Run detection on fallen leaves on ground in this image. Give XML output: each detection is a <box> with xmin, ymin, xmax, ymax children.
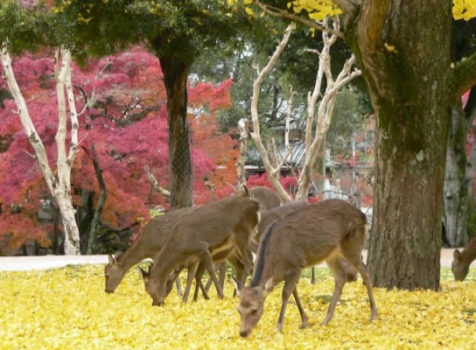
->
<box><xmin>0</xmin><ymin>265</ymin><xmax>475</xmax><ymax>349</ymax></box>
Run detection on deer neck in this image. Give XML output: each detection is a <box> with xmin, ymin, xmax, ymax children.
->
<box><xmin>249</xmin><ymin>221</ymin><xmax>277</xmax><ymax>288</ymax></box>
<box><xmin>116</xmin><ymin>240</ymin><xmax>148</xmax><ymax>270</ymax></box>
<box><xmin>151</xmin><ymin>248</ymin><xmax>182</xmax><ymax>283</ymax></box>
<box><xmin>461</xmin><ymin>236</ymin><xmax>476</xmax><ymax>262</ymax></box>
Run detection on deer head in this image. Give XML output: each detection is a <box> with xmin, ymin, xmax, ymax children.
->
<box><xmin>139</xmin><ymin>266</ymin><xmax>178</xmax><ymax>306</ymax></box>
<box><xmin>452</xmin><ymin>250</ymin><xmax>469</xmax><ymax>281</ymax></box>
<box><xmin>104</xmin><ymin>253</ymin><xmax>124</xmax><ymax>293</ymax></box>
<box><xmin>237</xmin><ymin>286</ymin><xmax>267</xmax><ymax>337</ymax></box>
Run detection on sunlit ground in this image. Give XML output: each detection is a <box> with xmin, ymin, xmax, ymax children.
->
<box><xmin>0</xmin><ymin>265</ymin><xmax>475</xmax><ymax>349</ymax></box>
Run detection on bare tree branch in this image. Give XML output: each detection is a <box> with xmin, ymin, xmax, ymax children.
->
<box><xmin>250</xmin><ymin>23</ymin><xmax>294</xmax><ymax>203</ymax></box>
<box><xmin>237</xmin><ymin>118</ymin><xmax>249</xmax><ymax>188</ymax></box>
<box><xmin>145</xmin><ymin>165</ymin><xmax>171</xmax><ymax>197</ymax></box>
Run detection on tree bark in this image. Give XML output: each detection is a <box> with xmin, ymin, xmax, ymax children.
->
<box><xmin>1</xmin><ymin>45</ymin><xmax>81</xmax><ymax>255</ymax></box>
<box><xmin>87</xmin><ymin>145</ymin><xmax>107</xmax><ymax>254</ymax></box>
<box><xmin>159</xmin><ymin>57</ymin><xmax>193</xmax><ymax>208</ymax></box>
<box><xmin>444</xmin><ymin>108</ymin><xmax>468</xmax><ymax>247</ymax></box>
<box><xmin>336</xmin><ymin>0</ymin><xmax>453</xmax><ymax>290</ymax></box>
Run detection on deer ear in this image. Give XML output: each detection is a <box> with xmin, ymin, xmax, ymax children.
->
<box><xmin>453</xmin><ymin>250</ymin><xmax>461</xmax><ymax>261</ymax></box>
<box><xmin>108</xmin><ymin>254</ymin><xmax>116</xmax><ymax>265</ymax></box>
<box><xmin>138</xmin><ymin>266</ymin><xmax>150</xmax><ymax>280</ymax></box>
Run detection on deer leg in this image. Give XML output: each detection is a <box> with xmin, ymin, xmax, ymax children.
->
<box><xmin>204</xmin><ymin>262</ymin><xmax>225</xmax><ymax>294</ymax></box>
<box><xmin>182</xmin><ymin>262</ymin><xmax>198</xmax><ymax>303</ymax></box>
<box><xmin>293</xmin><ymin>288</ymin><xmax>308</xmax><ymax>329</ymax></box>
<box><xmin>352</xmin><ymin>260</ymin><xmax>378</xmax><ymax>322</ymax></box>
<box><xmin>276</xmin><ymin>271</ymin><xmax>300</xmax><ymax>333</ymax></box>
<box><xmin>218</xmin><ymin>262</ymin><xmax>227</xmax><ymax>291</ymax></box>
<box><xmin>321</xmin><ymin>273</ymin><xmax>345</xmax><ymax>325</ymax></box>
<box><xmin>341</xmin><ymin>228</ymin><xmax>378</xmax><ymax>322</ymax></box>
<box><xmin>311</xmin><ymin>266</ymin><xmax>316</xmax><ymax>284</ymax></box>
<box><xmin>198</xmin><ymin>278</ymin><xmax>210</xmax><ymax>300</ymax></box>
<box><xmin>193</xmin><ymin>263</ymin><xmax>209</xmax><ymax>302</ymax></box>
<box><xmin>197</xmin><ymin>247</ymin><xmax>224</xmax><ymax>299</ymax></box>
<box><xmin>175</xmin><ymin>277</ymin><xmax>183</xmax><ymax>296</ymax></box>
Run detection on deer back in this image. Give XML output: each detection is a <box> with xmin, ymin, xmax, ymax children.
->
<box><xmin>249</xmin><ymin>186</ymin><xmax>281</xmax><ymax>210</ymax></box>
<box><xmin>254</xmin><ymin>200</ymin><xmax>309</xmax><ymax>248</ymax></box>
<box><xmin>137</xmin><ymin>207</ymin><xmax>195</xmax><ymax>254</ymax></box>
<box><xmin>153</xmin><ymin>195</ymin><xmax>259</xmax><ymax>275</ymax></box>
<box><xmin>251</xmin><ymin>199</ymin><xmax>365</xmax><ymax>286</ymax></box>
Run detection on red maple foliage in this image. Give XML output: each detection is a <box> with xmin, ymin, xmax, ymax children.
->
<box><xmin>0</xmin><ymin>47</ymin><xmax>238</xmax><ymax>254</ymax></box>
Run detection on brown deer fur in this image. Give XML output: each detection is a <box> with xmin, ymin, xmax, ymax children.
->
<box><xmin>237</xmin><ymin>199</ymin><xmax>377</xmax><ymax>337</ymax></box>
<box><xmin>104</xmin><ymin>207</ymin><xmax>193</xmax><ymax>293</ymax></box>
<box><xmin>452</xmin><ymin>235</ymin><xmax>476</xmax><ymax>281</ymax></box>
<box><xmin>249</xmin><ymin>186</ymin><xmax>281</xmax><ymax>210</ymax></box>
<box><xmin>142</xmin><ymin>194</ymin><xmax>260</xmax><ymax>306</ymax></box>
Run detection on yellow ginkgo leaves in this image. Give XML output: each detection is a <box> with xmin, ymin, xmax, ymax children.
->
<box><xmin>0</xmin><ymin>265</ymin><xmax>475</xmax><ymax>349</ymax></box>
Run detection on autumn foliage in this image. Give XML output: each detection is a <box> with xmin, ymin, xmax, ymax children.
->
<box><xmin>0</xmin><ymin>265</ymin><xmax>475</xmax><ymax>348</ymax></box>
<box><xmin>0</xmin><ymin>47</ymin><xmax>238</xmax><ymax>254</ymax></box>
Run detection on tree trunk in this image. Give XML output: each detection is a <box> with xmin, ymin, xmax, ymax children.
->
<box><xmin>87</xmin><ymin>145</ymin><xmax>107</xmax><ymax>254</ymax></box>
<box><xmin>57</xmin><ymin>196</ymin><xmax>81</xmax><ymax>255</ymax></box>
<box><xmin>339</xmin><ymin>0</ymin><xmax>452</xmax><ymax>290</ymax></box>
<box><xmin>444</xmin><ymin>108</ymin><xmax>469</xmax><ymax>247</ymax></box>
<box><xmin>159</xmin><ymin>57</ymin><xmax>193</xmax><ymax>208</ymax></box>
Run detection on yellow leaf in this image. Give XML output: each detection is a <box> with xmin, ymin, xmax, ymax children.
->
<box><xmin>245</xmin><ymin>7</ymin><xmax>255</xmax><ymax>16</ymax></box>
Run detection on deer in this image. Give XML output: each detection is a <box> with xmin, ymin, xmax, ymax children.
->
<box><xmin>250</xmin><ymin>200</ymin><xmax>309</xmax><ymax>252</ymax></box>
<box><xmin>237</xmin><ymin>199</ymin><xmax>378</xmax><ymax>337</ymax></box>
<box><xmin>249</xmin><ymin>199</ymin><xmax>358</xmax><ymax>283</ymax></box>
<box><xmin>452</xmin><ymin>235</ymin><xmax>476</xmax><ymax>281</ymax></box>
<box><xmin>248</xmin><ymin>186</ymin><xmax>281</xmax><ymax>210</ymax></box>
<box><xmin>141</xmin><ymin>193</ymin><xmax>260</xmax><ymax>306</ymax></box>
<box><xmin>105</xmin><ymin>205</ymin><xmax>246</xmax><ymax>301</ymax></box>
<box><xmin>104</xmin><ymin>206</ymin><xmax>194</xmax><ymax>293</ymax></box>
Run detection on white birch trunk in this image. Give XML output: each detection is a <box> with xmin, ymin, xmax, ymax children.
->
<box><xmin>1</xmin><ymin>43</ymin><xmax>81</xmax><ymax>255</ymax></box>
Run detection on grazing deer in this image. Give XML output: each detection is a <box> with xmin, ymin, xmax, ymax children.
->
<box><xmin>142</xmin><ymin>194</ymin><xmax>260</xmax><ymax>306</ymax></box>
<box><xmin>452</xmin><ymin>235</ymin><xmax>476</xmax><ymax>281</ymax></box>
<box><xmin>250</xmin><ymin>200</ymin><xmax>358</xmax><ymax>283</ymax></box>
<box><xmin>104</xmin><ymin>207</ymin><xmax>194</xmax><ymax>293</ymax></box>
<box><xmin>249</xmin><ymin>186</ymin><xmax>281</xmax><ymax>210</ymax></box>
<box><xmin>237</xmin><ymin>199</ymin><xmax>378</xmax><ymax>337</ymax></box>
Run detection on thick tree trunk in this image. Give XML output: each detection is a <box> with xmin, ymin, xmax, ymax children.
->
<box><xmin>159</xmin><ymin>58</ymin><xmax>193</xmax><ymax>208</ymax></box>
<box><xmin>339</xmin><ymin>0</ymin><xmax>452</xmax><ymax>290</ymax></box>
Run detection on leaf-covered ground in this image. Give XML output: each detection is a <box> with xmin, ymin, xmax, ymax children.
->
<box><xmin>0</xmin><ymin>265</ymin><xmax>475</xmax><ymax>349</ymax></box>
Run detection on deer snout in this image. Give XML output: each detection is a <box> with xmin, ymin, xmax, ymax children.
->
<box><xmin>152</xmin><ymin>300</ymin><xmax>164</xmax><ymax>307</ymax></box>
<box><xmin>239</xmin><ymin>330</ymin><xmax>250</xmax><ymax>338</ymax></box>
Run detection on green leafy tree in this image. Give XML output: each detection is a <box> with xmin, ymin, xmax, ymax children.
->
<box><xmin>50</xmin><ymin>0</ymin><xmax>251</xmax><ymax>208</ymax></box>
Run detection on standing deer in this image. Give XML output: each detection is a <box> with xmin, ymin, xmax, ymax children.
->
<box><xmin>237</xmin><ymin>199</ymin><xmax>378</xmax><ymax>337</ymax></box>
<box><xmin>452</xmin><ymin>235</ymin><xmax>476</xmax><ymax>281</ymax></box>
<box><xmin>142</xmin><ymin>194</ymin><xmax>260</xmax><ymax>306</ymax></box>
